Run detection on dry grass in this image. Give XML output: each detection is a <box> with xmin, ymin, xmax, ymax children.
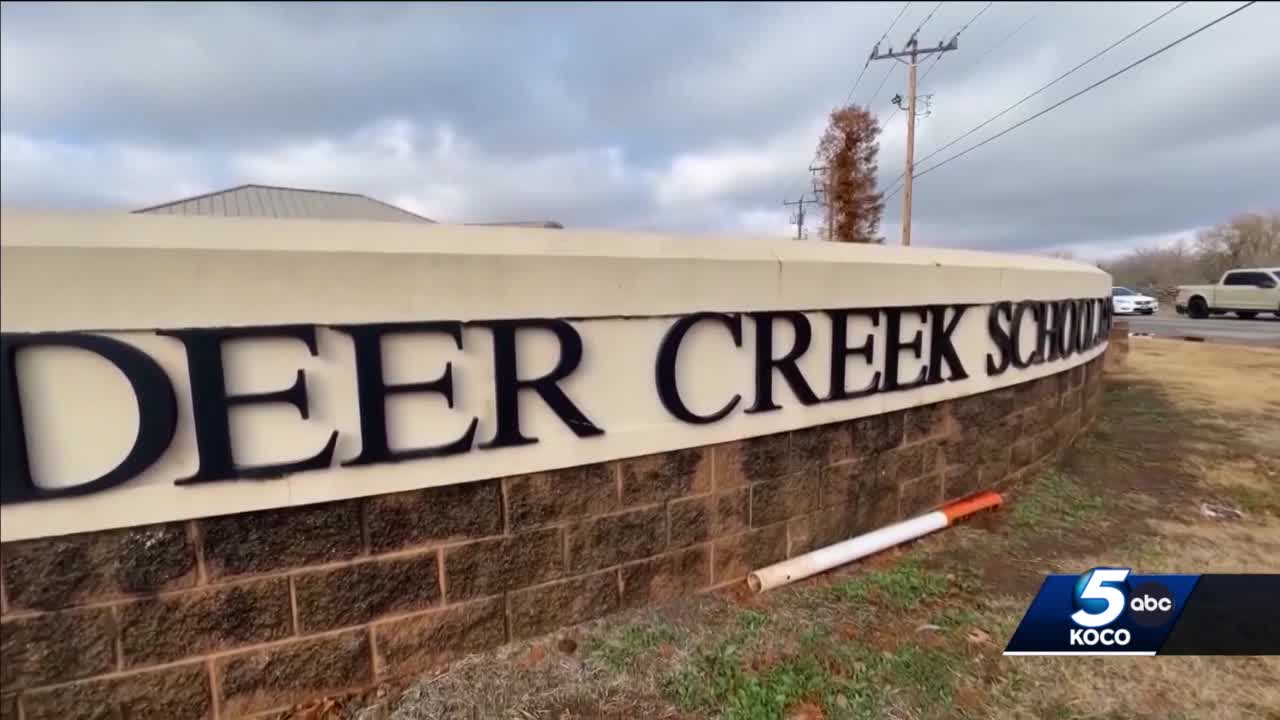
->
<box><xmin>1126</xmin><ymin>338</ymin><xmax>1280</xmax><ymax>416</ymax></box>
<box><xmin>977</xmin><ymin>340</ymin><xmax>1280</xmax><ymax>720</ymax></box>
<box><xmin>993</xmin><ymin>654</ymin><xmax>1280</xmax><ymax>720</ymax></box>
<box><xmin>999</xmin><ymin>511</ymin><xmax>1280</xmax><ymax>720</ymax></box>
<box><xmin>355</xmin><ymin>340</ymin><xmax>1280</xmax><ymax>720</ymax></box>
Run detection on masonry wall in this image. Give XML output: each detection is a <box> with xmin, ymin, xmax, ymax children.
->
<box><xmin>0</xmin><ymin>355</ymin><xmax>1105</xmax><ymax>720</ymax></box>
<box><xmin>1</xmin><ymin>211</ymin><xmax>1114</xmax><ymax>544</ymax></box>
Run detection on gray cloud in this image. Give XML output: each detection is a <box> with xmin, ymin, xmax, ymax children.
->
<box><xmin>3</xmin><ymin>1</ymin><xmax>1278</xmax><ymax>256</ymax></box>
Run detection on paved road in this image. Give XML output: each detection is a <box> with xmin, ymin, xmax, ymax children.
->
<box><xmin>1123</xmin><ymin>313</ymin><xmax>1280</xmax><ymax>344</ymax></box>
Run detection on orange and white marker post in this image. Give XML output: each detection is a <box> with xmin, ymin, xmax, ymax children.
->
<box><xmin>748</xmin><ymin>492</ymin><xmax>1004</xmax><ymax>593</ymax></box>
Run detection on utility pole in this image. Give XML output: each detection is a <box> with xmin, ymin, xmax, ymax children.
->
<box><xmin>871</xmin><ymin>33</ymin><xmax>957</xmax><ymax>246</ymax></box>
<box><xmin>808</xmin><ymin>163</ymin><xmax>832</xmax><ymax>240</ymax></box>
<box><xmin>783</xmin><ymin>195</ymin><xmax>816</xmax><ymax>240</ymax></box>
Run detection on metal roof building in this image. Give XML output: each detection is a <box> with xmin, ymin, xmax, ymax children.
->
<box><xmin>134</xmin><ymin>184</ymin><xmax>565</xmax><ymax>229</ymax></box>
<box><xmin>133</xmin><ymin>184</ymin><xmax>436</xmax><ymax>223</ymax></box>
<box><xmin>464</xmin><ymin>220</ymin><xmax>565</xmax><ymax>229</ymax></box>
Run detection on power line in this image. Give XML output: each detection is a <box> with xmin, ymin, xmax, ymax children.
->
<box><xmin>969</xmin><ymin>7</ymin><xmax>1045</xmax><ymax>72</ymax></box>
<box><xmin>901</xmin><ymin>2</ymin><xmax>995</xmax><ymax>117</ymax></box>
<box><xmin>791</xmin><ymin>3</ymin><xmax>911</xmax><ymax>200</ymax></box>
<box><xmin>913</xmin><ymin>0</ymin><xmax>1188</xmax><ymax>169</ymax></box>
<box><xmin>953</xmin><ymin>0</ymin><xmax>993</xmax><ymax>37</ymax></box>
<box><xmin>882</xmin><ymin>2</ymin><xmax>995</xmax><ymax>151</ymax></box>
<box><xmin>910</xmin><ymin>1</ymin><xmax>946</xmax><ymax>39</ymax></box>
<box><xmin>883</xmin><ymin>1</ymin><xmax>1255</xmax><ymax>203</ymax></box>
<box><xmin>884</xmin><ymin>0</ymin><xmax>1178</xmax><ymax>197</ymax></box>
<box><xmin>872</xmin><ymin>31</ymin><xmax>959</xmax><ymax>246</ymax></box>
<box><xmin>784</xmin><ymin>195</ymin><xmax>819</xmax><ymax>240</ymax></box>
<box><xmin>906</xmin><ymin>3</ymin><xmax>1044</xmax><ymax>138</ymax></box>
<box><xmin>868</xmin><ymin>1</ymin><xmax>945</xmax><ymax>107</ymax></box>
<box><xmin>867</xmin><ymin>64</ymin><xmax>898</xmax><ymax>107</ymax></box>
<box><xmin>919</xmin><ymin>53</ymin><xmax>944</xmax><ymax>83</ymax></box>
<box><xmin>920</xmin><ymin>0</ymin><xmax>992</xmax><ymax>83</ymax></box>
<box><xmin>842</xmin><ymin>1</ymin><xmax>912</xmax><ymax>107</ymax></box>
<box><xmin>912</xmin><ymin>1</ymin><xmax>1255</xmax><ymax>182</ymax></box>
<box><xmin>791</xmin><ymin>1</ymin><xmax>914</xmax><ymax>231</ymax></box>
<box><xmin>883</xmin><ymin>182</ymin><xmax>903</xmax><ymax>203</ymax></box>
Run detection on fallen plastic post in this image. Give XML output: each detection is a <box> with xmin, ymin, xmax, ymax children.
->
<box><xmin>747</xmin><ymin>491</ymin><xmax>1003</xmax><ymax>593</ymax></box>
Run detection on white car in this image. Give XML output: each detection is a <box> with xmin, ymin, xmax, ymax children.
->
<box><xmin>1111</xmin><ymin>287</ymin><xmax>1158</xmax><ymax>315</ymax></box>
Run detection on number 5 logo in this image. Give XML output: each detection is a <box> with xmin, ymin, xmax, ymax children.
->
<box><xmin>1071</xmin><ymin>568</ymin><xmax>1130</xmax><ymax>628</ymax></box>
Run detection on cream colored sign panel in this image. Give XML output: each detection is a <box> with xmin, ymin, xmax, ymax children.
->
<box><xmin>0</xmin><ymin>212</ymin><xmax>1111</xmax><ymax>541</ymax></box>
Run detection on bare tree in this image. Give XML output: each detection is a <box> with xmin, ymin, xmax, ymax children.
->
<box><xmin>815</xmin><ymin>105</ymin><xmax>883</xmax><ymax>243</ymax></box>
<box><xmin>1194</xmin><ymin>212</ymin><xmax>1280</xmax><ymax>280</ymax></box>
<box><xmin>1103</xmin><ymin>241</ymin><xmax>1199</xmax><ymax>289</ymax></box>
<box><xmin>1099</xmin><ymin>211</ymin><xmax>1280</xmax><ymax>300</ymax></box>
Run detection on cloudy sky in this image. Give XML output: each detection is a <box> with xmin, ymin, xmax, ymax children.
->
<box><xmin>2</xmin><ymin>1</ymin><xmax>1277</xmax><ymax>257</ymax></box>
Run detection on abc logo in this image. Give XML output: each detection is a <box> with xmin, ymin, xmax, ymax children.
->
<box><xmin>1131</xmin><ymin>594</ymin><xmax>1172</xmax><ymax>612</ymax></box>
<box><xmin>1127</xmin><ymin>581</ymin><xmax>1175</xmax><ymax>628</ymax></box>
<box><xmin>1068</xmin><ymin>569</ymin><xmax>1175</xmax><ymax>646</ymax></box>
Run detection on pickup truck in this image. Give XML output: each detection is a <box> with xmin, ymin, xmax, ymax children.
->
<box><xmin>1176</xmin><ymin>268</ymin><xmax>1280</xmax><ymax>319</ymax></box>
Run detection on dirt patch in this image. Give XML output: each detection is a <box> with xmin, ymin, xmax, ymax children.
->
<box><xmin>783</xmin><ymin>700</ymin><xmax>825</xmax><ymax>720</ymax></box>
<box><xmin>716</xmin><ymin>581</ymin><xmax>770</xmax><ymax>609</ymax></box>
<box><xmin>515</xmin><ymin>643</ymin><xmax>548</xmax><ymax>671</ymax></box>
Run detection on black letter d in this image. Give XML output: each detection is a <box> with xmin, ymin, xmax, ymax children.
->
<box><xmin>1</xmin><ymin>333</ymin><xmax>177</xmax><ymax>504</ymax></box>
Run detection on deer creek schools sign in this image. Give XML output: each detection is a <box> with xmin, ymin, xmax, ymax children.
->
<box><xmin>1</xmin><ymin>298</ymin><xmax>1110</xmax><ymax>508</ymax></box>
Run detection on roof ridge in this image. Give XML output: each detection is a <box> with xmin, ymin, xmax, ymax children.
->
<box><xmin>132</xmin><ymin>184</ymin><xmax>254</xmax><ymax>213</ymax></box>
<box><xmin>465</xmin><ymin>220</ymin><xmax>564</xmax><ymax>229</ymax></box>
<box><xmin>239</xmin><ymin>183</ymin><xmax>367</xmax><ymax>198</ymax></box>
<box><xmin>133</xmin><ymin>184</ymin><xmax>434</xmax><ymax>222</ymax></box>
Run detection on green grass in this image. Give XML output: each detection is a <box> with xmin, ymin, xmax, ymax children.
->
<box><xmin>737</xmin><ymin>609</ymin><xmax>770</xmax><ymax>634</ymax></box>
<box><xmin>666</xmin><ymin>633</ymin><xmax>960</xmax><ymax>720</ymax></box>
<box><xmin>1009</xmin><ymin>470</ymin><xmax>1104</xmax><ymax>533</ymax></box>
<box><xmin>720</xmin><ymin>656</ymin><xmax>829</xmax><ymax>720</ymax></box>
<box><xmin>829</xmin><ymin>559</ymin><xmax>949</xmax><ymax>609</ymax></box>
<box><xmin>667</xmin><ymin>642</ymin><xmax>748</xmax><ymax>713</ymax></box>
<box><xmin>929</xmin><ymin>607</ymin><xmax>981</xmax><ymax>630</ymax></box>
<box><xmin>660</xmin><ymin>474</ymin><xmax>1109</xmax><ymax>719</ymax></box>
<box><xmin>872</xmin><ymin>646</ymin><xmax>956</xmax><ymax>708</ymax></box>
<box><xmin>664</xmin><ymin>593</ymin><xmax>962</xmax><ymax>720</ymax></box>
<box><xmin>584</xmin><ymin>622</ymin><xmax>680</xmax><ymax>672</ymax></box>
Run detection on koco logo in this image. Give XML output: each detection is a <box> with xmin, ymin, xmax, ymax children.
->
<box><xmin>1067</xmin><ymin>568</ymin><xmax>1176</xmax><ymax>646</ymax></box>
<box><xmin>1069</xmin><ymin>627</ymin><xmax>1131</xmax><ymax>646</ymax></box>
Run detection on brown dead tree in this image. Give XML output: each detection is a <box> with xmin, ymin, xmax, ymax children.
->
<box><xmin>815</xmin><ymin>105</ymin><xmax>884</xmax><ymax>243</ymax></box>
